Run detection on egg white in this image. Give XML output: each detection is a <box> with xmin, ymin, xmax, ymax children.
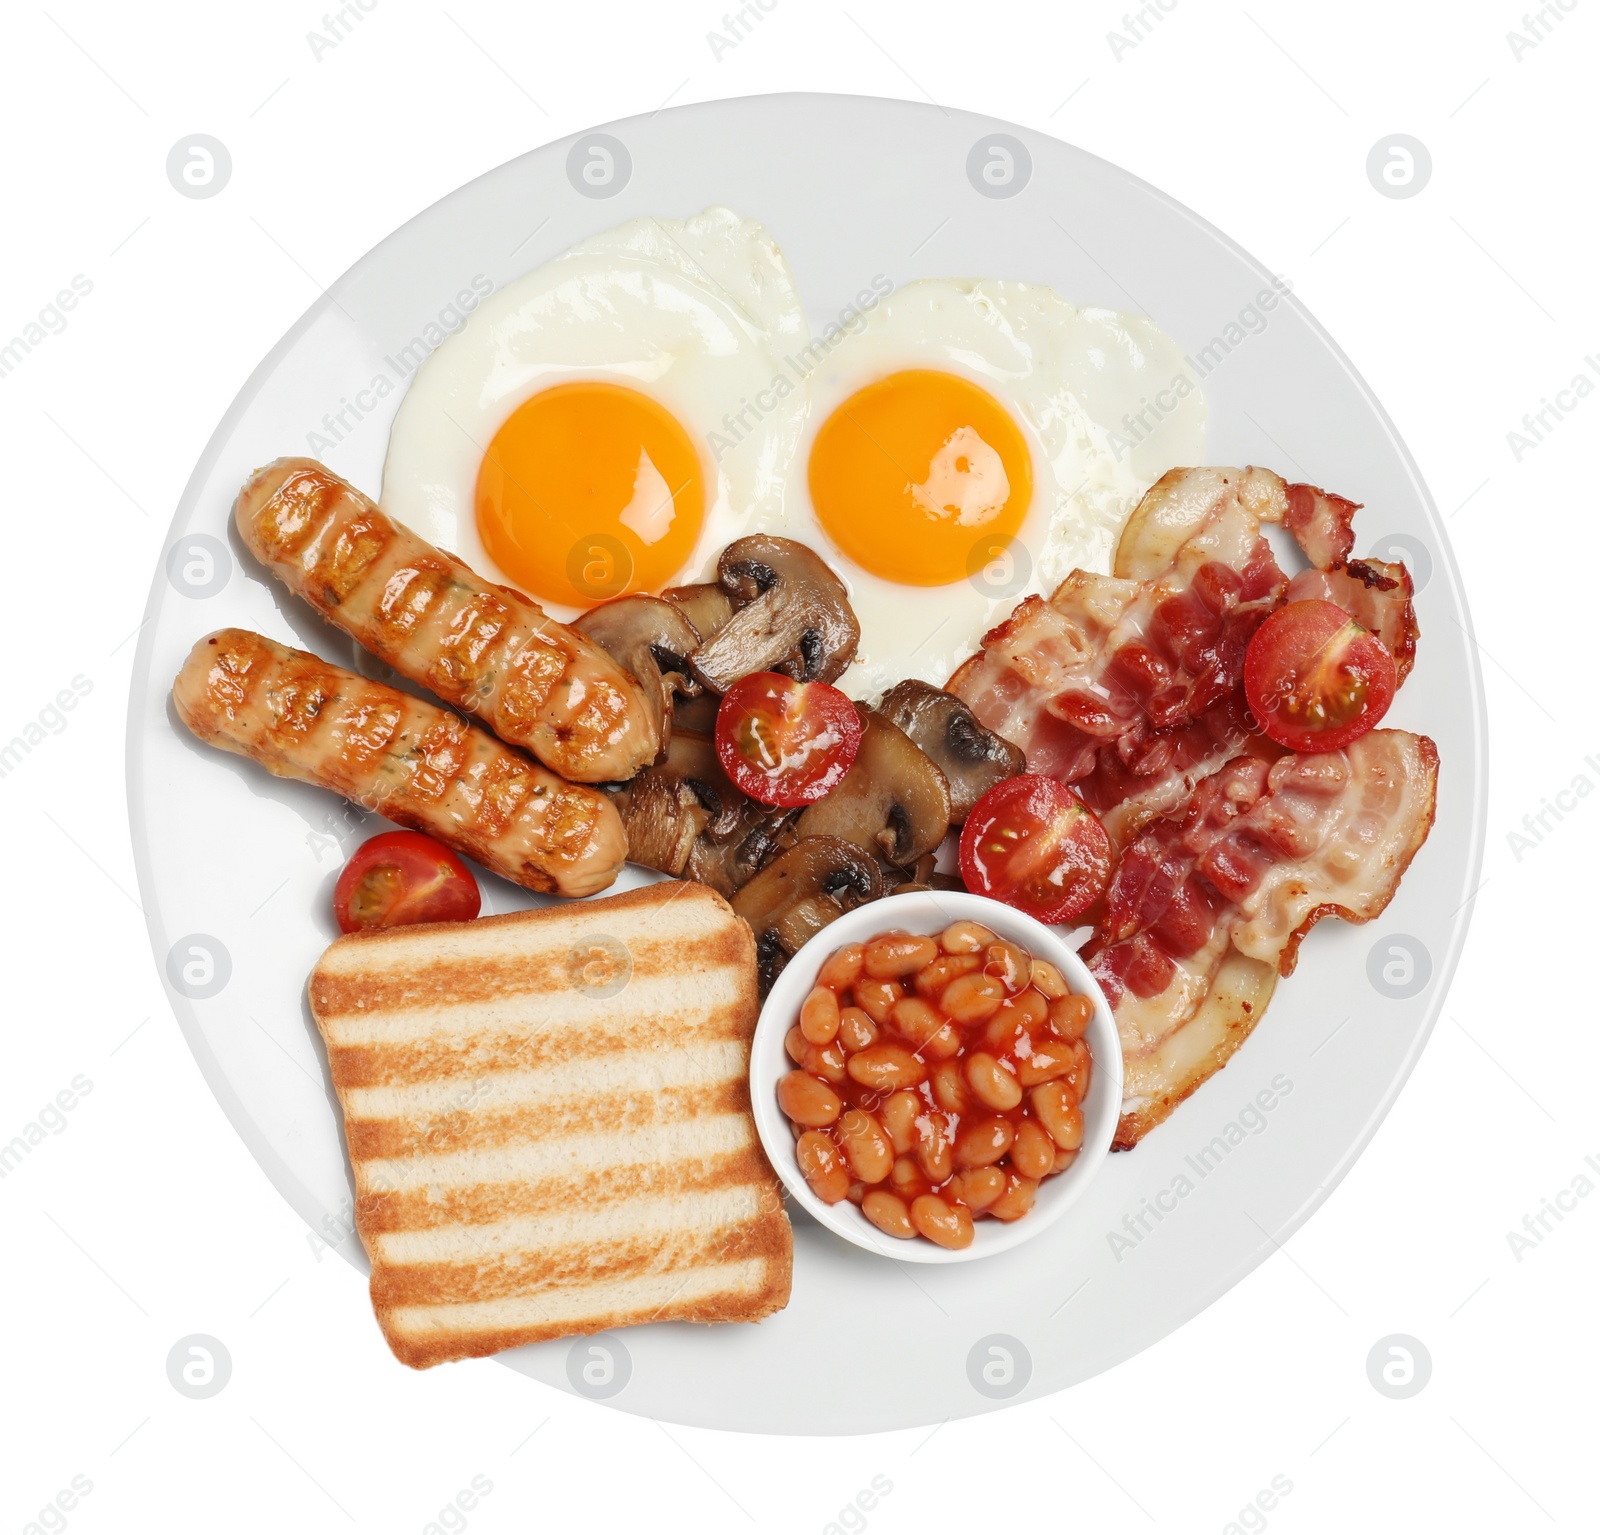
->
<box><xmin>759</xmin><ymin>278</ymin><xmax>1208</xmax><ymax>700</ymax></box>
<box><xmin>379</xmin><ymin>207</ymin><xmax>810</xmax><ymax>621</ymax></box>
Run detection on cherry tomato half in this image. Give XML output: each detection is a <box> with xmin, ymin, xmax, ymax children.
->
<box><xmin>714</xmin><ymin>672</ymin><xmax>862</xmax><ymax>807</ymax></box>
<box><xmin>959</xmin><ymin>774</ymin><xmax>1114</xmax><ymax>925</ymax></box>
<box><xmin>1243</xmin><ymin>598</ymin><xmax>1397</xmax><ymax>753</ymax></box>
<box><xmin>333</xmin><ymin>830</ymin><xmax>481</xmax><ymax>934</ymax></box>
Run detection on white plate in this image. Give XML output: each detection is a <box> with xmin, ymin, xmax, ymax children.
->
<box><xmin>127</xmin><ymin>93</ymin><xmax>1486</xmax><ymax>1433</ymax></box>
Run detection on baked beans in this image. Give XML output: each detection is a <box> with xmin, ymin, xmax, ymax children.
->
<box><xmin>836</xmin><ymin>1006</ymin><xmax>878</xmax><ymax>1052</ymax></box>
<box><xmin>800</xmin><ymin>986</ymin><xmax>841</xmax><ymax>1045</ymax></box>
<box><xmin>863</xmin><ymin>932</ymin><xmax>939</xmax><ymax>978</ymax></box>
<box><xmin>781</xmin><ymin>924</ymin><xmax>1096</xmax><ymax>1248</ymax></box>
<box><xmin>862</xmin><ymin>1189</ymin><xmax>916</xmax><ymax>1238</ymax></box>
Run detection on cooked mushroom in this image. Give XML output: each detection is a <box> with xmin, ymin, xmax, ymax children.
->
<box><xmin>770</xmin><ymin>894</ymin><xmax>849</xmax><ymax>956</ymax></box>
<box><xmin>687</xmin><ymin>800</ymin><xmax>796</xmax><ymax>896</ymax></box>
<box><xmin>662</xmin><ymin>582</ymin><xmax>736</xmax><ymax>648</ymax></box>
<box><xmin>604</xmin><ymin>722</ymin><xmax>799</xmax><ymax>892</ymax></box>
<box><xmin>609</xmin><ymin>771</ymin><xmax>710</xmax><ymax>877</ymax></box>
<box><xmin>878</xmin><ymin>850</ymin><xmax>963</xmax><ymax>897</ymax></box>
<box><xmin>731</xmin><ymin>836</ymin><xmax>883</xmax><ymax>992</ymax></box>
<box><xmin>795</xmin><ymin>707</ymin><xmax>951</xmax><ymax>866</ymax></box>
<box><xmin>613</xmin><ymin>731</ymin><xmax>793</xmax><ymax>888</ymax></box>
<box><xmin>901</xmin><ymin>851</ymin><xmax>941</xmax><ymax>887</ymax></box>
<box><xmin>877</xmin><ymin>679</ymin><xmax>1025</xmax><ymax>822</ymax></box>
<box><xmin>888</xmin><ymin>872</ymin><xmax>964</xmax><ymax>896</ymax></box>
<box><xmin>672</xmin><ymin>691</ymin><xmax>721</xmax><ymax>737</ymax></box>
<box><xmin>573</xmin><ymin>595</ymin><xmax>701</xmax><ymax>753</ymax></box>
<box><xmin>688</xmin><ymin>536</ymin><xmax>860</xmax><ymax>693</ymax></box>
<box><xmin>654</xmin><ymin>729</ymin><xmax>740</xmax><ymax>837</ymax></box>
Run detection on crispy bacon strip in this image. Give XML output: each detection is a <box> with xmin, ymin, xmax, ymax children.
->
<box><xmin>1281</xmin><ymin>481</ymin><xmax>1358</xmax><ymax>571</ymax></box>
<box><xmin>943</xmin><ymin>582</ymin><xmax>1273</xmax><ymax>846</ymax></box>
<box><xmin>1112</xmin><ymin>465</ymin><xmax>1355</xmax><ymax>579</ymax></box>
<box><xmin>948</xmin><ymin>467</ymin><xmax>1415</xmax><ymax>846</ymax></box>
<box><xmin>950</xmin><ymin>467</ymin><xmax>1287</xmax><ymax>845</ymax></box>
<box><xmin>1090</xmin><ymin>730</ymin><xmax>1439</xmax><ymax>1147</ymax></box>
<box><xmin>949</xmin><ymin>466</ymin><xmax>1431</xmax><ymax>1148</ymax></box>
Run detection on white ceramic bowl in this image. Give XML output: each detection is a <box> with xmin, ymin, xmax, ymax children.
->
<box><xmin>749</xmin><ymin>890</ymin><xmax>1122</xmax><ymax>1264</ymax></box>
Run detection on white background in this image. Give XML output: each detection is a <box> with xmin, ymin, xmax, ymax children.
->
<box><xmin>1</xmin><ymin>1</ymin><xmax>1592</xmax><ymax>1530</ymax></box>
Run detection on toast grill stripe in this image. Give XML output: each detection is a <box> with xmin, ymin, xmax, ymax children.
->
<box><xmin>373</xmin><ymin>1186</ymin><xmax>767</xmax><ymax>1264</ymax></box>
<box><xmin>324</xmin><ymin>1012</ymin><xmax>750</xmax><ymax>1089</ymax></box>
<box><xmin>342</xmin><ymin>1040</ymin><xmax>750</xmax><ymax>1119</ymax></box>
<box><xmin>345</xmin><ymin>1080</ymin><xmax>748</xmax><ymax>1160</ymax></box>
<box><xmin>321</xmin><ymin>993</ymin><xmax>747</xmax><ymax>1059</ymax></box>
<box><xmin>310</xmin><ymin>898</ymin><xmax>732</xmax><ymax>964</ymax></box>
<box><xmin>352</xmin><ymin>1112</ymin><xmax>757</xmax><ymax>1195</ymax></box>
<box><xmin>383</xmin><ymin>1259</ymin><xmax>772</xmax><ymax>1339</ymax></box>
<box><xmin>311</xmin><ymin>928</ymin><xmax>744</xmax><ymax>1011</ymax></box>
<box><xmin>310</xmin><ymin>909</ymin><xmax>724</xmax><ymax>972</ymax></box>
<box><xmin>355</xmin><ymin>1147</ymin><xmax>776</xmax><ymax>1233</ymax></box>
<box><xmin>370</xmin><ymin>1217</ymin><xmax>790</xmax><ymax>1306</ymax></box>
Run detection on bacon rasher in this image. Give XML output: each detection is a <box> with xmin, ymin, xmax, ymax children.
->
<box><xmin>948</xmin><ymin>466</ymin><xmax>1414</xmax><ymax>847</ymax></box>
<box><xmin>946</xmin><ymin>466</ymin><xmax>1435</xmax><ymax>1150</ymax></box>
<box><xmin>1090</xmin><ymin>731</ymin><xmax>1438</xmax><ymax>1147</ymax></box>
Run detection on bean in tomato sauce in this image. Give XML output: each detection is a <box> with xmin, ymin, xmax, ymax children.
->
<box><xmin>781</xmin><ymin>922</ymin><xmax>1094</xmax><ymax>1249</ymax></box>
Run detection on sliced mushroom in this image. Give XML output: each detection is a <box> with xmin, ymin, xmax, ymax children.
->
<box><xmin>795</xmin><ymin>707</ymin><xmax>951</xmax><ymax>867</ymax></box>
<box><xmin>688</xmin><ymin>536</ymin><xmax>860</xmax><ymax>693</ymax></box>
<box><xmin>672</xmin><ymin>691</ymin><xmax>721</xmax><ymax>737</ymax></box>
<box><xmin>662</xmin><ymin>582</ymin><xmax>736</xmax><ymax>648</ymax></box>
<box><xmin>614</xmin><ymin>737</ymin><xmax>793</xmax><ymax>888</ymax></box>
<box><xmin>574</xmin><ymin>596</ymin><xmax>699</xmax><ymax>728</ymax></box>
<box><xmin>771</xmin><ymin>894</ymin><xmax>849</xmax><ymax>956</ymax></box>
<box><xmin>605</xmin><ymin>723</ymin><xmax>799</xmax><ymax>892</ymax></box>
<box><xmin>877</xmin><ymin>679</ymin><xmax>1025</xmax><ymax>823</ymax></box>
<box><xmin>905</xmin><ymin>852</ymin><xmax>942</xmax><ymax>887</ymax></box>
<box><xmin>658</xmin><ymin>727</ymin><xmax>758</xmax><ymax>841</ymax></box>
<box><xmin>892</xmin><ymin>872</ymin><xmax>965</xmax><ymax>896</ymax></box>
<box><xmin>609</xmin><ymin>772</ymin><xmax>710</xmax><ymax>877</ymax></box>
<box><xmin>573</xmin><ymin>596</ymin><xmax>701</xmax><ymax>755</ymax></box>
<box><xmin>731</xmin><ymin>836</ymin><xmax>884</xmax><ymax>992</ymax></box>
<box><xmin>687</xmin><ymin>797</ymin><xmax>797</xmax><ymax>896</ymax></box>
<box><xmin>879</xmin><ymin>850</ymin><xmax>956</xmax><ymax>897</ymax></box>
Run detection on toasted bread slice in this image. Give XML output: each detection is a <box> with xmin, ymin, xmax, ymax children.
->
<box><xmin>307</xmin><ymin>880</ymin><xmax>792</xmax><ymax>1368</ymax></box>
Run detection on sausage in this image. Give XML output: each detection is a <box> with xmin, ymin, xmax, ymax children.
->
<box><xmin>173</xmin><ymin>629</ymin><xmax>626</xmax><ymax>899</ymax></box>
<box><xmin>232</xmin><ymin>458</ymin><xmax>661</xmax><ymax>784</ymax></box>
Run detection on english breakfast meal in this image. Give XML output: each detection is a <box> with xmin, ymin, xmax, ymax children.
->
<box><xmin>172</xmin><ymin>206</ymin><xmax>1438</xmax><ymax>1361</ymax></box>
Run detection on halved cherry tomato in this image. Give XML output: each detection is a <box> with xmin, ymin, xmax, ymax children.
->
<box><xmin>714</xmin><ymin>672</ymin><xmax>862</xmax><ymax>807</ymax></box>
<box><xmin>1244</xmin><ymin>598</ymin><xmax>1397</xmax><ymax>753</ymax></box>
<box><xmin>333</xmin><ymin>830</ymin><xmax>481</xmax><ymax>934</ymax></box>
<box><xmin>959</xmin><ymin>774</ymin><xmax>1113</xmax><ymax>924</ymax></box>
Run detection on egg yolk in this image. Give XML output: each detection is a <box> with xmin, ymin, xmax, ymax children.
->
<box><xmin>475</xmin><ymin>381</ymin><xmax>704</xmax><ymax>607</ymax></box>
<box><xmin>808</xmin><ymin>369</ymin><xmax>1032</xmax><ymax>587</ymax></box>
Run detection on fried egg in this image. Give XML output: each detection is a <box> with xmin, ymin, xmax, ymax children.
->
<box><xmin>380</xmin><ymin>207</ymin><xmax>808</xmax><ymax>617</ymax></box>
<box><xmin>766</xmin><ymin>278</ymin><xmax>1207</xmax><ymax>699</ymax></box>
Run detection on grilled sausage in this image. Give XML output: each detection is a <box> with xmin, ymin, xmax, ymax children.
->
<box><xmin>233</xmin><ymin>458</ymin><xmax>661</xmax><ymax>784</ymax></box>
<box><xmin>173</xmin><ymin>629</ymin><xmax>626</xmax><ymax>899</ymax></box>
